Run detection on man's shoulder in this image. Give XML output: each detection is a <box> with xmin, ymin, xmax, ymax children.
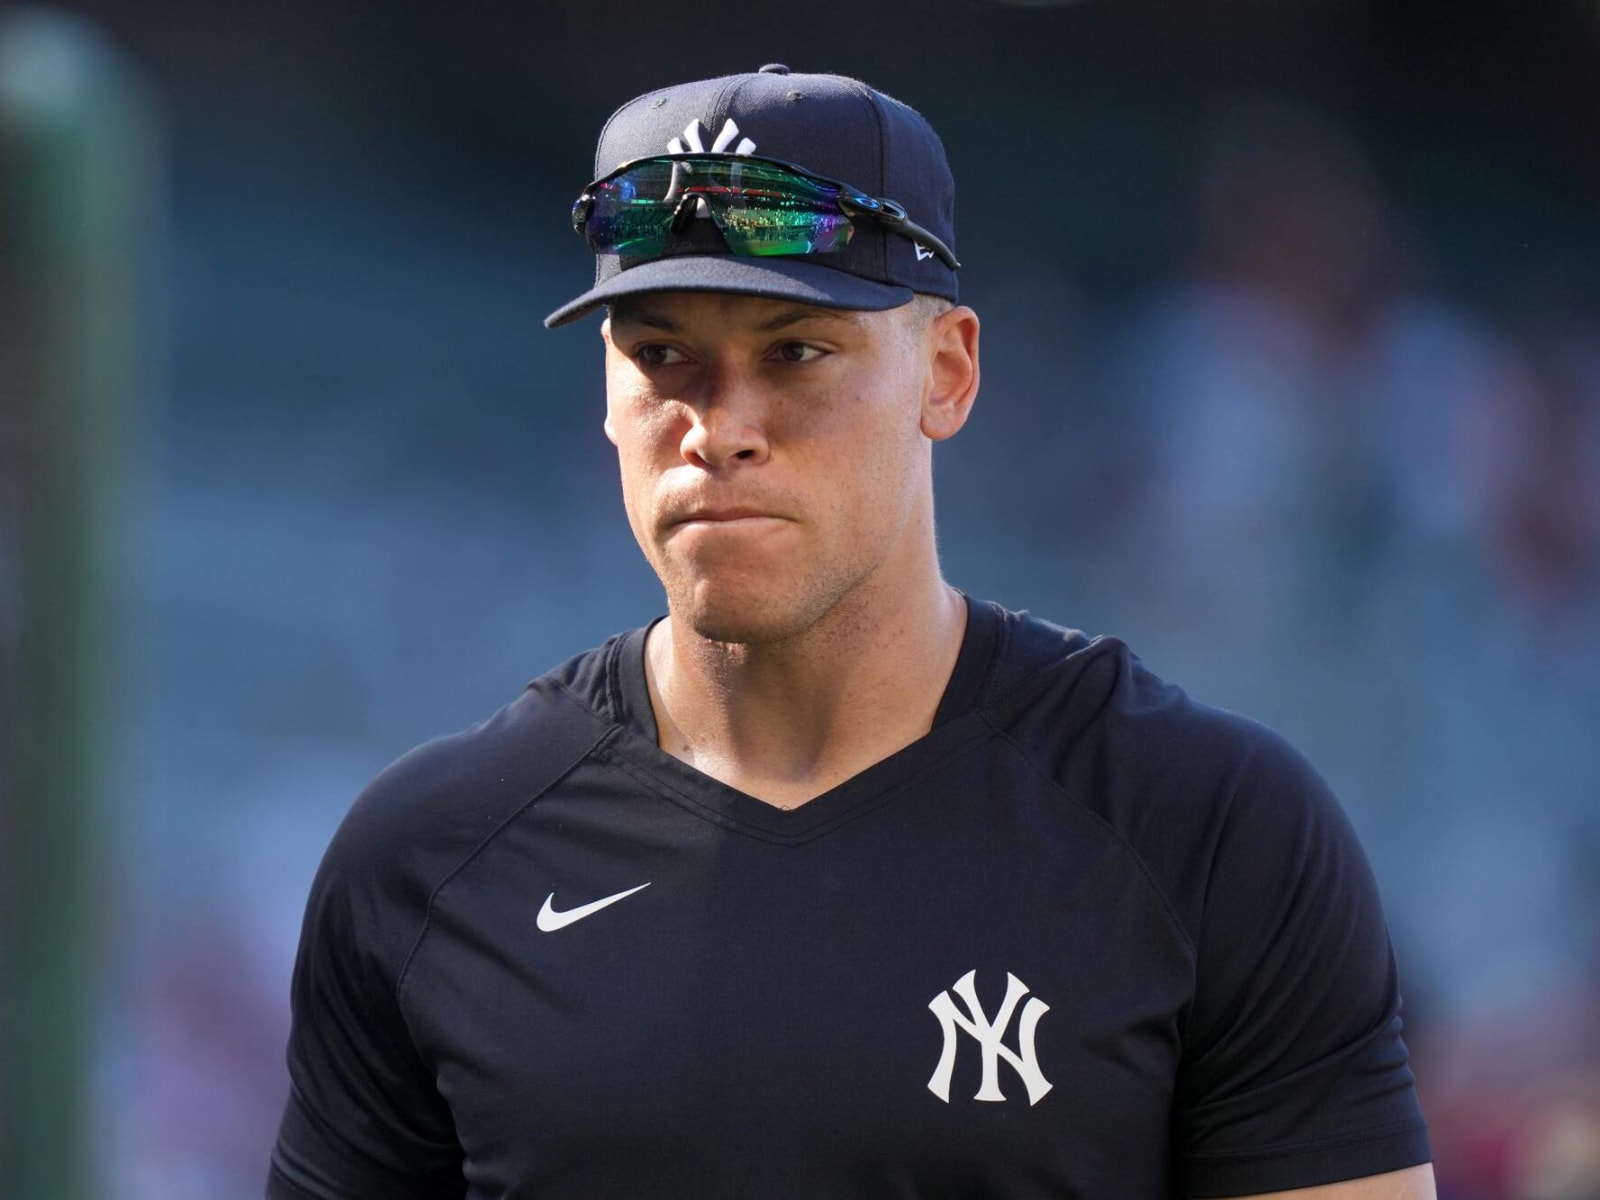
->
<box><xmin>323</xmin><ymin>632</ymin><xmax>634</xmax><ymax>892</ymax></box>
<box><xmin>979</xmin><ymin>603</ymin><xmax>1344</xmax><ymax>925</ymax></box>
<box><xmin>982</xmin><ymin>602</ymin><xmax>1277</xmax><ymax>769</ymax></box>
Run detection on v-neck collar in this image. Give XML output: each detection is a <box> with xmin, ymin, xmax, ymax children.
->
<box><xmin>601</xmin><ymin>594</ymin><xmax>1004</xmax><ymax>844</ymax></box>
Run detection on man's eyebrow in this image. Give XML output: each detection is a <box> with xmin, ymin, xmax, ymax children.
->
<box><xmin>755</xmin><ymin>308</ymin><xmax>861</xmax><ymax>332</ymax></box>
<box><xmin>610</xmin><ymin>308</ymin><xmax>680</xmax><ymax>332</ymax></box>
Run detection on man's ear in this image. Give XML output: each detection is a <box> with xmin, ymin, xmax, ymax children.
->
<box><xmin>920</xmin><ymin>305</ymin><xmax>980</xmax><ymax>442</ymax></box>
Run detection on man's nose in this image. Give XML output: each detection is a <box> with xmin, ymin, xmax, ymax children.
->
<box><xmin>678</xmin><ymin>370</ymin><xmax>771</xmax><ymax>469</ymax></box>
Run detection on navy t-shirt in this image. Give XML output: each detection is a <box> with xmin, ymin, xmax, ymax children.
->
<box><xmin>267</xmin><ymin>598</ymin><xmax>1431</xmax><ymax>1198</ymax></box>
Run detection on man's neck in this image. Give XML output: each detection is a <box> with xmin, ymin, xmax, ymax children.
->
<box><xmin>644</xmin><ymin>577</ymin><xmax>969</xmax><ymax>810</ymax></box>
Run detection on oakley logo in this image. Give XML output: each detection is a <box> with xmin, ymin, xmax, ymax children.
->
<box><xmin>914</xmin><ymin>243</ymin><xmax>936</xmax><ymax>262</ymax></box>
<box><xmin>927</xmin><ymin>970</ymin><xmax>1052</xmax><ymax>1105</ymax></box>
<box><xmin>668</xmin><ymin>118</ymin><xmax>756</xmax><ymax>156</ymax></box>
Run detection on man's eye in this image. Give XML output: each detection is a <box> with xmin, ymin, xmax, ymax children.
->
<box><xmin>775</xmin><ymin>342</ymin><xmax>825</xmax><ymax>363</ymax></box>
<box><xmin>634</xmin><ymin>344</ymin><xmax>688</xmax><ymax>367</ymax></box>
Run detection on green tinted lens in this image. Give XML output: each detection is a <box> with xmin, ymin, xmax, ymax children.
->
<box><xmin>581</xmin><ymin>157</ymin><xmax>856</xmax><ymax>257</ymax></box>
<box><xmin>580</xmin><ymin>159</ymin><xmax>681</xmax><ymax>256</ymax></box>
<box><xmin>701</xmin><ymin>160</ymin><xmax>856</xmax><ymax>255</ymax></box>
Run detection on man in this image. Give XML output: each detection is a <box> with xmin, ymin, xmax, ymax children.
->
<box><xmin>267</xmin><ymin>66</ymin><xmax>1435</xmax><ymax>1199</ymax></box>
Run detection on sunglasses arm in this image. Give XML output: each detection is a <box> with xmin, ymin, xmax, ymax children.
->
<box><xmin>895</xmin><ymin>215</ymin><xmax>961</xmax><ymax>271</ymax></box>
<box><xmin>842</xmin><ymin>196</ymin><xmax>961</xmax><ymax>271</ymax></box>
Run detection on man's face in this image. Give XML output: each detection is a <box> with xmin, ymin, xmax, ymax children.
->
<box><xmin>602</xmin><ymin>291</ymin><xmax>960</xmax><ymax>645</ymax></box>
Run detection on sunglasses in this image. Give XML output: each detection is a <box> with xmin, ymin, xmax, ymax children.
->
<box><xmin>570</xmin><ymin>153</ymin><xmax>960</xmax><ymax>271</ymax></box>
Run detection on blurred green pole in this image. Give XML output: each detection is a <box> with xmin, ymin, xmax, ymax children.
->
<box><xmin>0</xmin><ymin>10</ymin><xmax>160</xmax><ymax>1200</ymax></box>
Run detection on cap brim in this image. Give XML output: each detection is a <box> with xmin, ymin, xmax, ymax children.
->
<box><xmin>543</xmin><ymin>255</ymin><xmax>915</xmax><ymax>328</ymax></box>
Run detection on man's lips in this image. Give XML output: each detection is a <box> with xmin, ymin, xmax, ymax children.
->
<box><xmin>676</xmin><ymin>507</ymin><xmax>779</xmax><ymax>524</ymax></box>
<box><xmin>665</xmin><ymin>504</ymin><xmax>792</xmax><ymax>527</ymax></box>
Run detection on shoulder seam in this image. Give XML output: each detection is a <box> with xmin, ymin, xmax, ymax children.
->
<box><xmin>974</xmin><ymin>599</ymin><xmax>1011</xmax><ymax>707</ymax></box>
<box><xmin>982</xmin><ymin>716</ymin><xmax>1200</xmax><ymax>966</ymax></box>
<box><xmin>554</xmin><ymin>672</ymin><xmax>617</xmax><ymax>726</ymax></box>
<box><xmin>392</xmin><ymin>715</ymin><xmax>615</xmax><ymax>1028</ymax></box>
<box><xmin>984</xmin><ymin>630</ymin><xmax>1115</xmax><ymax>721</ymax></box>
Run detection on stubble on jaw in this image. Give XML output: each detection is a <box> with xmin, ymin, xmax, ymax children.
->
<box><xmin>664</xmin><ymin>461</ymin><xmax>935</xmax><ymax>671</ymax></box>
<box><xmin>662</xmin><ymin>542</ymin><xmax>876</xmax><ymax>652</ymax></box>
<box><xmin>664</xmin><ymin>561</ymin><xmax>910</xmax><ymax>688</ymax></box>
<box><xmin>620</xmin><ymin>293</ymin><xmax>948</xmax><ymax>653</ymax></box>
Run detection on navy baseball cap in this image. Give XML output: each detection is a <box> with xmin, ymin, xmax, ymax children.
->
<box><xmin>544</xmin><ymin>64</ymin><xmax>959</xmax><ymax>328</ymax></box>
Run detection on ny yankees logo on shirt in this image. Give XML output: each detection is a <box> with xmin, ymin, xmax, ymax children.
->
<box><xmin>927</xmin><ymin>970</ymin><xmax>1053</xmax><ymax>1105</ymax></box>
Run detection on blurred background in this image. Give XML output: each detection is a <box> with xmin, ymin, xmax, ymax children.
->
<box><xmin>1</xmin><ymin>0</ymin><xmax>1597</xmax><ymax>1196</ymax></box>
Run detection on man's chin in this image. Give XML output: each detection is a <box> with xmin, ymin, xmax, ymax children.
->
<box><xmin>669</xmin><ymin>579</ymin><xmax>826</xmax><ymax>647</ymax></box>
<box><xmin>678</xmin><ymin>604</ymin><xmax>799</xmax><ymax>648</ymax></box>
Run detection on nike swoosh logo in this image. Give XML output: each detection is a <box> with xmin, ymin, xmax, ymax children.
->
<box><xmin>536</xmin><ymin>882</ymin><xmax>651</xmax><ymax>932</ymax></box>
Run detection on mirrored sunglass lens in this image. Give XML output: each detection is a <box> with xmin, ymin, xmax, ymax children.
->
<box><xmin>582</xmin><ymin>159</ymin><xmax>856</xmax><ymax>256</ymax></box>
<box><xmin>583</xmin><ymin>160</ymin><xmax>682</xmax><ymax>255</ymax></box>
<box><xmin>699</xmin><ymin>160</ymin><xmax>855</xmax><ymax>255</ymax></box>
<box><xmin>715</xmin><ymin>201</ymin><xmax>854</xmax><ymax>256</ymax></box>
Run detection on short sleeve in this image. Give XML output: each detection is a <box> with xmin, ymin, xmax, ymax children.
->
<box><xmin>266</xmin><ymin>799</ymin><xmax>465</xmax><ymax>1200</ymax></box>
<box><xmin>1174</xmin><ymin>730</ymin><xmax>1432</xmax><ymax>1197</ymax></box>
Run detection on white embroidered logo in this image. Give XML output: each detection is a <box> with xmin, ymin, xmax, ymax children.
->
<box><xmin>663</xmin><ymin>120</ymin><xmax>757</xmax><ymax>220</ymax></box>
<box><xmin>927</xmin><ymin>970</ymin><xmax>1053</xmax><ymax>1105</ymax></box>
<box><xmin>667</xmin><ymin>118</ymin><xmax>756</xmax><ymax>156</ymax></box>
<box><xmin>914</xmin><ymin>243</ymin><xmax>935</xmax><ymax>262</ymax></box>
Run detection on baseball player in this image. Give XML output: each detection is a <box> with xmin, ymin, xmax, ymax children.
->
<box><xmin>267</xmin><ymin>66</ymin><xmax>1436</xmax><ymax>1199</ymax></box>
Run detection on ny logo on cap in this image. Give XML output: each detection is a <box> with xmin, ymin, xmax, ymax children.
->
<box><xmin>668</xmin><ymin>118</ymin><xmax>756</xmax><ymax>156</ymax></box>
